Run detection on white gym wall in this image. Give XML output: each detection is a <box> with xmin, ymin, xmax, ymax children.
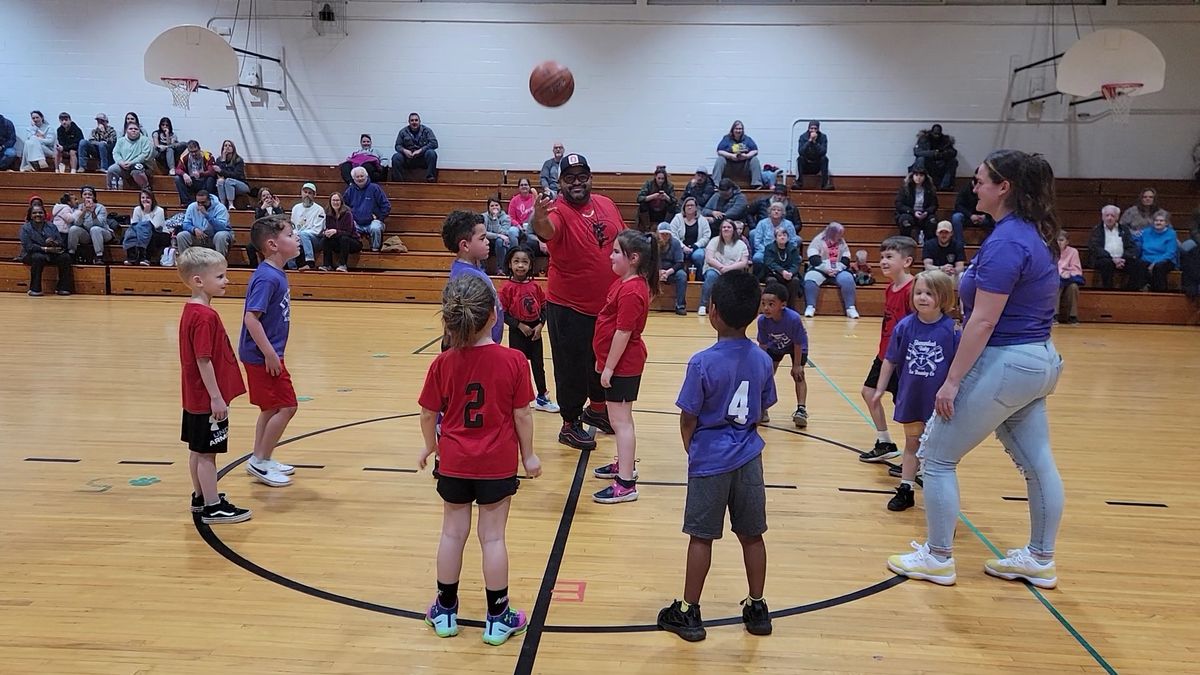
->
<box><xmin>1</xmin><ymin>0</ymin><xmax>1197</xmax><ymax>181</ymax></box>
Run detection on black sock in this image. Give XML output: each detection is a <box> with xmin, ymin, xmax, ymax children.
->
<box><xmin>437</xmin><ymin>580</ymin><xmax>459</xmax><ymax>608</ymax></box>
<box><xmin>615</xmin><ymin>476</ymin><xmax>637</xmax><ymax>489</ymax></box>
<box><xmin>486</xmin><ymin>586</ymin><xmax>509</xmax><ymax>616</ymax></box>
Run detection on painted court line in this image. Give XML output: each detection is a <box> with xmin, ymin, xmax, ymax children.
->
<box><xmin>1105</xmin><ymin>500</ymin><xmax>1167</xmax><ymax>508</ymax></box>
<box><xmin>24</xmin><ymin>457</ymin><xmax>81</xmax><ymax>463</ymax></box>
<box><xmin>807</xmin><ymin>357</ymin><xmax>1117</xmax><ymax>675</ymax></box>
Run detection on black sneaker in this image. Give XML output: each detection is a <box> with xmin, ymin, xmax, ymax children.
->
<box><xmin>580</xmin><ymin>408</ymin><xmax>615</xmax><ymax>435</ymax></box>
<box><xmin>201</xmin><ymin>498</ymin><xmax>253</xmax><ymax>524</ymax></box>
<box><xmin>740</xmin><ymin>598</ymin><xmax>773</xmax><ymax>636</ymax></box>
<box><xmin>887</xmin><ymin>484</ymin><xmax>915</xmax><ymax>512</ymax></box>
<box><xmin>888</xmin><ymin>465</ymin><xmax>902</xmax><ymax>478</ymax></box>
<box><xmin>792</xmin><ymin>405</ymin><xmax>809</xmax><ymax>429</ymax></box>
<box><xmin>859</xmin><ymin>441</ymin><xmax>900</xmax><ymax>463</ymax></box>
<box><xmin>657</xmin><ymin>600</ymin><xmax>705</xmax><ymax>642</ymax></box>
<box><xmin>190</xmin><ymin>491</ymin><xmax>228</xmax><ymax>513</ymax></box>
<box><xmin>558</xmin><ymin>421</ymin><xmax>597</xmax><ymax>451</ymax></box>
<box><xmin>674</xmin><ymin>307</ymin><xmax>687</xmax><ymax>316</ymax></box>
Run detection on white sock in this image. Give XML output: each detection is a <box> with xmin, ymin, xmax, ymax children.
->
<box><xmin>250</xmin><ymin>456</ymin><xmax>268</xmax><ymax>468</ymax></box>
<box><xmin>901</xmin><ymin>479</ymin><xmax>916</xmax><ymax>488</ymax></box>
<box><xmin>876</xmin><ymin>430</ymin><xmax>892</xmax><ymax>443</ymax></box>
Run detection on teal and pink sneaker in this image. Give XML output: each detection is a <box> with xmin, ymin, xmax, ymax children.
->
<box><xmin>482</xmin><ymin>606</ymin><xmax>528</xmax><ymax>646</ymax></box>
<box><xmin>425</xmin><ymin>598</ymin><xmax>459</xmax><ymax>638</ymax></box>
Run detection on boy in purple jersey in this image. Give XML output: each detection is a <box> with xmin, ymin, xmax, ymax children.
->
<box><xmin>441</xmin><ymin>211</ymin><xmax>504</xmax><ymax>347</ymax></box>
<box><xmin>658</xmin><ymin>271</ymin><xmax>776</xmax><ymax>643</ymax></box>
<box><xmin>756</xmin><ymin>281</ymin><xmax>809</xmax><ymax>428</ymax></box>
<box><xmin>871</xmin><ymin>270</ymin><xmax>959</xmax><ymax>511</ymax></box>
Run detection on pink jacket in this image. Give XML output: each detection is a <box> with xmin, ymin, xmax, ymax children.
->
<box><xmin>508</xmin><ymin>192</ymin><xmax>536</xmax><ymax>227</ymax></box>
<box><xmin>1058</xmin><ymin>245</ymin><xmax>1082</xmax><ymax>278</ymax></box>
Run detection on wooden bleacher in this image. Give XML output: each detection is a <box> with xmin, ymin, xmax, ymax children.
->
<box><xmin>1</xmin><ymin>164</ymin><xmax>1195</xmax><ymax>324</ymax></box>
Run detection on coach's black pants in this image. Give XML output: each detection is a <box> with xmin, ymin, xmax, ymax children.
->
<box><xmin>546</xmin><ymin>302</ymin><xmax>603</xmax><ymax>425</ymax></box>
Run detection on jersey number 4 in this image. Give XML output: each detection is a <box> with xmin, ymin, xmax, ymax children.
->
<box><xmin>464</xmin><ymin>383</ymin><xmax>485</xmax><ymax>428</ymax></box>
<box><xmin>727</xmin><ymin>380</ymin><xmax>752</xmax><ymax>425</ymax></box>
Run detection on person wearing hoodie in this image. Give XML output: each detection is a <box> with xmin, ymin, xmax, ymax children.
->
<box><xmin>802</xmin><ymin>221</ymin><xmax>859</xmax><ymax>319</ymax></box>
<box><xmin>174</xmin><ymin>140</ymin><xmax>218</xmax><ymax>204</ymax></box>
<box><xmin>67</xmin><ymin>185</ymin><xmax>112</xmax><ymax>263</ymax></box>
<box><xmin>913</xmin><ymin>124</ymin><xmax>958</xmax><ymax>191</ymax></box>
<box><xmin>339</xmin><ymin>134</ymin><xmax>387</xmax><ymax>185</ymax></box>
<box><xmin>712</xmin><ymin>120</ymin><xmax>763</xmax><ymax>188</ymax></box>
<box><xmin>20</xmin><ymin>203</ymin><xmax>73</xmax><ymax>296</ymax></box>
<box><xmin>1140</xmin><ymin>210</ymin><xmax>1180</xmax><ymax>292</ymax></box>
<box><xmin>390</xmin><ymin>112</ymin><xmax>438</xmax><ymax>182</ymax></box>
<box><xmin>748</xmin><ymin>183</ymin><xmax>802</xmax><ymax>229</ymax></box>
<box><xmin>894</xmin><ymin>161</ymin><xmax>940</xmax><ymax>244</ymax></box>
<box><xmin>106</xmin><ymin>123</ymin><xmax>153</xmax><ymax>189</ymax></box>
<box><xmin>20</xmin><ymin>110</ymin><xmax>56</xmax><ymax>172</ymax></box>
<box><xmin>343</xmin><ymin>166</ymin><xmax>391</xmax><ymax>251</ymax></box>
<box><xmin>175</xmin><ymin>190</ymin><xmax>232</xmax><ymax>257</ymax></box>
<box><xmin>794</xmin><ymin>120</ymin><xmax>834</xmax><ymax>191</ymax></box>
<box><xmin>682</xmin><ymin>166</ymin><xmax>716</xmax><ymax>208</ymax></box>
<box><xmin>0</xmin><ymin>114</ymin><xmax>17</xmax><ymax>170</ymax></box>
<box><xmin>291</xmin><ymin>182</ymin><xmax>328</xmax><ymax>270</ymax></box>
<box><xmin>54</xmin><ymin>113</ymin><xmax>84</xmax><ymax>173</ymax></box>
<box><xmin>702</xmin><ymin>179</ymin><xmax>748</xmax><ymax>228</ymax></box>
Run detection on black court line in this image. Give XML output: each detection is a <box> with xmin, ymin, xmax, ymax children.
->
<box><xmin>24</xmin><ymin>457</ymin><xmax>81</xmax><ymax>463</ymax></box>
<box><xmin>118</xmin><ymin>460</ymin><xmax>175</xmax><ymax>466</ymax></box>
<box><xmin>1106</xmin><ymin>500</ymin><xmax>1167</xmax><ymax>508</ymax></box>
<box><xmin>838</xmin><ymin>487</ymin><xmax>895</xmax><ymax>496</ymax></box>
<box><xmin>514</xmin><ymin>449</ymin><xmax>591</xmax><ymax>675</ymax></box>
<box><xmin>1002</xmin><ymin>496</ymin><xmax>1029</xmax><ymax>502</ymax></box>
<box><xmin>412</xmin><ymin>335</ymin><xmax>442</xmax><ymax>354</ymax></box>
<box><xmin>363</xmin><ymin>466</ymin><xmax>419</xmax><ymax>473</ymax></box>
<box><xmin>289</xmin><ymin>464</ymin><xmax>326</xmax><ymax>469</ymax></box>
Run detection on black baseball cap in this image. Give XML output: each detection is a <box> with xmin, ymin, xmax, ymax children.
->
<box><xmin>559</xmin><ymin>153</ymin><xmax>590</xmax><ymax>173</ymax></box>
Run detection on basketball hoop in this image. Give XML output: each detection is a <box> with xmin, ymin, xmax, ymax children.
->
<box><xmin>1101</xmin><ymin>82</ymin><xmax>1142</xmax><ymax>124</ymax></box>
<box><xmin>162</xmin><ymin>77</ymin><xmax>199</xmax><ymax>110</ymax></box>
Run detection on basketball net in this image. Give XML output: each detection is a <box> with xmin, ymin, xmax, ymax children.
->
<box><xmin>1101</xmin><ymin>82</ymin><xmax>1142</xmax><ymax>124</ymax></box>
<box><xmin>162</xmin><ymin>77</ymin><xmax>199</xmax><ymax>110</ymax></box>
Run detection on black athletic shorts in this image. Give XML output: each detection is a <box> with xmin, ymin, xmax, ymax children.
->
<box><xmin>768</xmin><ymin>349</ymin><xmax>808</xmax><ymax>367</ymax></box>
<box><xmin>863</xmin><ymin>356</ymin><xmax>899</xmax><ymax>397</ymax></box>
<box><xmin>435</xmin><ymin>472</ymin><xmax>520</xmax><ymax>505</ymax></box>
<box><xmin>602</xmin><ymin>374</ymin><xmax>642</xmax><ymax>403</ymax></box>
<box><xmin>181</xmin><ymin>410</ymin><xmax>230</xmax><ymax>454</ymax></box>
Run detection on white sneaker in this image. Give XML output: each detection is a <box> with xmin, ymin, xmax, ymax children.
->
<box><xmin>887</xmin><ymin>541</ymin><xmax>957</xmax><ymax>586</ymax></box>
<box><xmin>246</xmin><ymin>460</ymin><xmax>291</xmax><ymax>487</ymax></box>
<box><xmin>533</xmin><ymin>395</ymin><xmax>560</xmax><ymax>413</ymax></box>
<box><xmin>267</xmin><ymin>458</ymin><xmax>295</xmax><ymax>476</ymax></box>
<box><xmin>697</xmin><ymin>306</ymin><xmax>707</xmax><ymax>317</ymax></box>
<box><xmin>71</xmin><ymin>167</ymin><xmax>78</xmax><ymax>174</ymax></box>
<box><xmin>984</xmin><ymin>547</ymin><xmax>1058</xmax><ymax>589</ymax></box>
<box><xmin>56</xmin><ymin>163</ymin><xmax>65</xmax><ymax>173</ymax></box>
<box><xmin>846</xmin><ymin>306</ymin><xmax>860</xmax><ymax>319</ymax></box>
<box><xmin>804</xmin><ymin>305</ymin><xmax>816</xmax><ymax>318</ymax></box>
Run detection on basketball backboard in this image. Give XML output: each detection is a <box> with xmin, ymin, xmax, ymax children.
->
<box><xmin>1056</xmin><ymin>28</ymin><xmax>1165</xmax><ymax>98</ymax></box>
<box><xmin>144</xmin><ymin>25</ymin><xmax>239</xmax><ymax>91</ymax></box>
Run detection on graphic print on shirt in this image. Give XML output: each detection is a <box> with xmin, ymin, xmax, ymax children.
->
<box><xmin>280</xmin><ymin>290</ymin><xmax>291</xmax><ymax>323</ymax></box>
<box><xmin>906</xmin><ymin>339</ymin><xmax>945</xmax><ymax>377</ymax></box>
<box><xmin>522</xmin><ymin>295</ymin><xmax>536</xmax><ymax>318</ymax></box>
<box><xmin>764</xmin><ymin>331</ymin><xmax>792</xmax><ymax>353</ymax></box>
<box><xmin>591</xmin><ymin>219</ymin><xmax>612</xmax><ymax>250</ymax></box>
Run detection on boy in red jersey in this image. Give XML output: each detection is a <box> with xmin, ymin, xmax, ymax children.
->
<box><xmin>858</xmin><ymin>236</ymin><xmax>917</xmax><ymax>463</ymax></box>
<box><xmin>177</xmin><ymin>247</ymin><xmax>251</xmax><ymax>524</ymax></box>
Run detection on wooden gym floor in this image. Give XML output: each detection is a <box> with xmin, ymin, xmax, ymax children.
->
<box><xmin>0</xmin><ymin>294</ymin><xmax>1195</xmax><ymax>674</ymax></box>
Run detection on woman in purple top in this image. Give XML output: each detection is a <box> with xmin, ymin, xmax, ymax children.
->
<box><xmin>888</xmin><ymin>150</ymin><xmax>1065</xmax><ymax>590</ymax></box>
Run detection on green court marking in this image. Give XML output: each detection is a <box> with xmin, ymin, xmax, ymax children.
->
<box><xmin>807</xmin><ymin>357</ymin><xmax>1117</xmax><ymax>674</ymax></box>
<box><xmin>297</xmin><ymin>396</ymin><xmax>314</xmax><ymax>402</ymax></box>
<box><xmin>128</xmin><ymin>476</ymin><xmax>160</xmax><ymax>486</ymax></box>
<box><xmin>372</xmin><ymin>353</ymin><xmax>391</xmax><ymax>358</ymax></box>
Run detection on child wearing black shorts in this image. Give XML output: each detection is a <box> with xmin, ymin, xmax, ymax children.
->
<box><xmin>756</xmin><ymin>281</ymin><xmax>810</xmax><ymax>428</ymax></box>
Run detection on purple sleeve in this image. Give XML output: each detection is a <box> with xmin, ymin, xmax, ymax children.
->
<box><xmin>790</xmin><ymin>314</ymin><xmax>809</xmax><ymax>351</ymax></box>
<box><xmin>884</xmin><ymin>318</ymin><xmax>907</xmax><ymax>365</ymax></box>
<box><xmin>755</xmin><ymin>316</ymin><xmax>767</xmax><ymax>347</ymax></box>
<box><xmin>244</xmin><ymin>274</ymin><xmax>275</xmax><ymax>314</ymax></box>
<box><xmin>675</xmin><ymin>359</ymin><xmax>705</xmax><ymax>416</ymax></box>
<box><xmin>761</xmin><ymin>362</ymin><xmax>778</xmax><ymax>411</ymax></box>
<box><xmin>973</xmin><ymin>240</ymin><xmax>1024</xmax><ymax>295</ymax></box>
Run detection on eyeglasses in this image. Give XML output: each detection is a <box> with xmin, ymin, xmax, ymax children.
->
<box><xmin>560</xmin><ymin>173</ymin><xmax>591</xmax><ymax>185</ymax></box>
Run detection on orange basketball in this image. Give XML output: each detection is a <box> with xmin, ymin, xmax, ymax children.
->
<box><xmin>529</xmin><ymin>61</ymin><xmax>574</xmax><ymax>108</ymax></box>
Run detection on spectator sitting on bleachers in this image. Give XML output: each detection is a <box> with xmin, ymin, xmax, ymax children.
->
<box><xmin>0</xmin><ymin>114</ymin><xmax>16</xmax><ymax>170</ymax></box>
<box><xmin>668</xmin><ymin>196</ymin><xmax>710</xmax><ymax>279</ymax></box>
<box><xmin>1056</xmin><ymin>231</ymin><xmax>1084</xmax><ymax>325</ymax></box>
<box><xmin>20</xmin><ymin>111</ymin><xmax>55</xmax><ymax>172</ymax></box>
<box><xmin>763</xmin><ymin>225</ymin><xmax>803</xmax><ymax>306</ymax></box>
<box><xmin>913</xmin><ymin>124</ymin><xmax>958</xmax><ymax>191</ymax></box>
<box><xmin>802</xmin><ymin>221</ymin><xmax>859</xmax><ymax>319</ymax></box>
<box><xmin>748</xmin><ymin>184</ymin><xmax>802</xmax><ymax>230</ymax></box>
<box><xmin>152</xmin><ymin>117</ymin><xmax>186</xmax><ymax>175</ymax></box>
<box><xmin>320</xmin><ymin>192</ymin><xmax>361</xmax><ymax>272</ymax></box>
<box><xmin>951</xmin><ymin>180</ymin><xmax>994</xmax><ymax>245</ymax></box>
<box><xmin>923</xmin><ymin>220</ymin><xmax>965</xmax><ymax>279</ymax></box>
<box><xmin>344</xmin><ymin>166</ymin><xmax>390</xmax><ymax>252</ymax></box>
<box><xmin>657</xmin><ymin>222</ymin><xmax>688</xmax><ymax>315</ymax></box>
<box><xmin>214</xmin><ymin>140</ymin><xmax>250</xmax><ymax>209</ymax></box>
<box><xmin>51</xmin><ymin>192</ymin><xmax>76</xmax><ymax>245</ymax></box>
<box><xmin>255</xmin><ymin>188</ymin><xmax>283</xmax><ymax>218</ymax></box>
<box><xmin>174</xmin><ymin>140</ymin><xmax>217</xmax><ymax>205</ymax></box>
<box><xmin>123</xmin><ymin>112</ymin><xmax>143</xmax><ymax>135</ymax></box>
<box><xmin>794</xmin><ymin>120</ymin><xmax>834</xmax><ymax>191</ymax></box>
<box><xmin>539</xmin><ymin>142</ymin><xmax>564</xmax><ymax>197</ymax></box>
<box><xmin>636</xmin><ymin>166</ymin><xmax>678</xmax><ymax>231</ymax></box>
<box><xmin>751</xmin><ymin>202</ymin><xmax>800</xmax><ymax>274</ymax></box>
<box><xmin>682</xmin><ymin>166</ymin><xmax>716</xmax><ymax>209</ymax></box>
<box><xmin>894</xmin><ymin>161</ymin><xmax>939</xmax><ymax>244</ymax></box>
<box><xmin>175</xmin><ymin>190</ymin><xmax>232</xmax><ymax>258</ymax></box>
<box><xmin>698</xmin><ymin>219</ymin><xmax>750</xmax><ymax>317</ymax></box>
<box><xmin>67</xmin><ymin>185</ymin><xmax>111</xmax><ymax>264</ymax></box>
<box><xmin>292</xmin><ymin>182</ymin><xmax>327</xmax><ymax>270</ymax></box>
<box><xmin>19</xmin><ymin>203</ymin><xmax>72</xmax><ymax>296</ymax></box>
<box><xmin>390</xmin><ymin>112</ymin><xmax>438</xmax><ymax>183</ymax></box>
<box><xmin>1141</xmin><ymin>210</ymin><xmax>1179</xmax><ymax>292</ymax></box>
<box><xmin>702</xmin><ymin>179</ymin><xmax>748</xmax><ymax>226</ymax></box>
<box><xmin>106</xmin><ymin>123</ymin><xmax>153</xmax><ymax>190</ymax></box>
<box><xmin>122</xmin><ymin>189</ymin><xmax>168</xmax><ymax>266</ymax></box>
<box><xmin>1179</xmin><ymin>208</ymin><xmax>1200</xmax><ymax>300</ymax></box>
<box><xmin>79</xmin><ymin>113</ymin><xmax>116</xmax><ymax>172</ymax></box>
<box><xmin>712</xmin><ymin>120</ymin><xmax>763</xmax><ymax>189</ymax></box>
<box><xmin>339</xmin><ymin>134</ymin><xmax>387</xmax><ymax>185</ymax></box>
<box><xmin>54</xmin><ymin>113</ymin><xmax>83</xmax><ymax>174</ymax></box>
<box><xmin>483</xmin><ymin>196</ymin><xmax>520</xmax><ymax>274</ymax></box>
<box><xmin>1120</xmin><ymin>187</ymin><xmax>1159</xmax><ymax>237</ymax></box>
<box><xmin>507</xmin><ymin>178</ymin><xmax>537</xmax><ymax>231</ymax></box>
<box><xmin>1088</xmin><ymin>205</ymin><xmax>1147</xmax><ymax>290</ymax></box>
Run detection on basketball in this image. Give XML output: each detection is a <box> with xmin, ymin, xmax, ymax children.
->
<box><xmin>529</xmin><ymin>61</ymin><xmax>574</xmax><ymax>107</ymax></box>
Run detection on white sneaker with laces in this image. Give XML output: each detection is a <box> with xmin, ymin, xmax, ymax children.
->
<box><xmin>846</xmin><ymin>306</ymin><xmax>860</xmax><ymax>319</ymax></box>
<box><xmin>804</xmin><ymin>306</ymin><xmax>816</xmax><ymax>318</ymax></box>
<box><xmin>984</xmin><ymin>547</ymin><xmax>1058</xmax><ymax>589</ymax></box>
<box><xmin>887</xmin><ymin>541</ymin><xmax>956</xmax><ymax>586</ymax></box>
<box><xmin>246</xmin><ymin>459</ymin><xmax>291</xmax><ymax>487</ymax></box>
<box><xmin>533</xmin><ymin>396</ymin><xmax>561</xmax><ymax>413</ymax></box>
<box><xmin>267</xmin><ymin>458</ymin><xmax>295</xmax><ymax>476</ymax></box>
<box><xmin>697</xmin><ymin>306</ymin><xmax>707</xmax><ymax>317</ymax></box>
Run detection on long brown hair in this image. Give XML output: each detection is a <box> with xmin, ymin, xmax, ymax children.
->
<box><xmin>982</xmin><ymin>150</ymin><xmax>1060</xmax><ymax>257</ymax></box>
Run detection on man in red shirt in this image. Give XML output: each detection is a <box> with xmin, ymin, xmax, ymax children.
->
<box><xmin>531</xmin><ymin>153</ymin><xmax>627</xmax><ymax>450</ymax></box>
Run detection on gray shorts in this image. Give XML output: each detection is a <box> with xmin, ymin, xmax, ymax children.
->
<box><xmin>683</xmin><ymin>454</ymin><xmax>768</xmax><ymax>540</ymax></box>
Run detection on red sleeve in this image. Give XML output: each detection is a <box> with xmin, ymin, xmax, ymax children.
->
<box><xmin>615</xmin><ymin>283</ymin><xmax>648</xmax><ymax>332</ymax></box>
<box><xmin>191</xmin><ymin>312</ymin><xmax>218</xmax><ymax>360</ymax></box>
<box><xmin>417</xmin><ymin>358</ymin><xmax>446</xmax><ymax>413</ymax></box>
<box><xmin>510</xmin><ymin>350</ymin><xmax>536</xmax><ymax>407</ymax></box>
<box><xmin>497</xmin><ymin>281</ymin><xmax>515</xmax><ymax>314</ymax></box>
<box><xmin>532</xmin><ymin>283</ymin><xmax>546</xmax><ymax>313</ymax></box>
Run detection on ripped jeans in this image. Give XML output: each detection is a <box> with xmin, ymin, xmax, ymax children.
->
<box><xmin>919</xmin><ymin>340</ymin><xmax>1064</xmax><ymax>559</ymax></box>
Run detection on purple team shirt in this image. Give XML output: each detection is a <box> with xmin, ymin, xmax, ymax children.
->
<box><xmin>756</xmin><ymin>308</ymin><xmax>808</xmax><ymax>357</ymax></box>
<box><xmin>676</xmin><ymin>338</ymin><xmax>778</xmax><ymax>478</ymax></box>
<box><xmin>450</xmin><ymin>259</ymin><xmax>504</xmax><ymax>344</ymax></box>
<box><xmin>959</xmin><ymin>213</ymin><xmax>1057</xmax><ymax>346</ymax></box>
<box><xmin>884</xmin><ymin>313</ymin><xmax>959</xmax><ymax>423</ymax></box>
<box><xmin>238</xmin><ymin>262</ymin><xmax>291</xmax><ymax>365</ymax></box>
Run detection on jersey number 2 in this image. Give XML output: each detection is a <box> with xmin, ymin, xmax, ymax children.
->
<box><xmin>464</xmin><ymin>383</ymin><xmax>485</xmax><ymax>428</ymax></box>
<box><xmin>727</xmin><ymin>380</ymin><xmax>751</xmax><ymax>425</ymax></box>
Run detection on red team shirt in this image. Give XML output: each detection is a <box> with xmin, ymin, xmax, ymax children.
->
<box><xmin>418</xmin><ymin>344</ymin><xmax>535</xmax><ymax>480</ymax></box>
<box><xmin>545</xmin><ymin>194</ymin><xmax>625</xmax><ymax>316</ymax></box>
<box><xmin>592</xmin><ymin>276</ymin><xmax>650</xmax><ymax>377</ymax></box>
<box><xmin>498</xmin><ymin>278</ymin><xmax>546</xmax><ymax>325</ymax></box>
<box><xmin>179</xmin><ymin>303</ymin><xmax>247</xmax><ymax>414</ymax></box>
<box><xmin>878</xmin><ymin>276</ymin><xmax>916</xmax><ymax>359</ymax></box>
